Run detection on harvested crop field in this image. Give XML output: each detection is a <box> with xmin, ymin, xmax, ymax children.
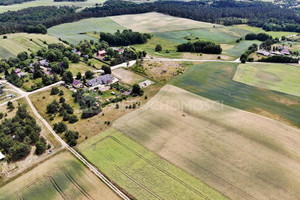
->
<box><xmin>79</xmin><ymin>128</ymin><xmax>229</xmax><ymax>200</ymax></box>
<box><xmin>223</xmin><ymin>40</ymin><xmax>261</xmax><ymax>57</ymax></box>
<box><xmin>0</xmin><ymin>33</ymin><xmax>63</xmax><ymax>58</ymax></box>
<box><xmin>112</xmin><ymin>68</ymin><xmax>146</xmax><ymax>85</ymax></box>
<box><xmin>113</xmin><ymin>84</ymin><xmax>300</xmax><ymax>200</ymax></box>
<box><xmin>233</xmin><ymin>63</ymin><xmax>300</xmax><ymax>97</ymax></box>
<box><xmin>0</xmin><ymin>152</ymin><xmax>120</xmax><ymax>200</ymax></box>
<box><xmin>109</xmin><ymin>12</ymin><xmax>221</xmax><ymax>33</ymax></box>
<box><xmin>48</xmin><ymin>17</ymin><xmax>125</xmax><ymax>44</ymax></box>
<box><xmin>170</xmin><ymin>62</ymin><xmax>300</xmax><ymax>128</ymax></box>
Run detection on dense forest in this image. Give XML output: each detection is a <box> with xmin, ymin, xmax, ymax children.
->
<box><xmin>100</xmin><ymin>30</ymin><xmax>151</xmax><ymax>46</ymax></box>
<box><xmin>0</xmin><ymin>0</ymin><xmax>299</xmax><ymax>34</ymax></box>
<box><xmin>0</xmin><ymin>0</ymin><xmax>34</xmax><ymax>6</ymax></box>
<box><xmin>177</xmin><ymin>41</ymin><xmax>222</xmax><ymax>54</ymax></box>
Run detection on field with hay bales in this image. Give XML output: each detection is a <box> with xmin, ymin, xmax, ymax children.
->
<box><xmin>233</xmin><ymin>63</ymin><xmax>300</xmax><ymax>97</ymax></box>
<box><xmin>79</xmin><ymin>128</ymin><xmax>229</xmax><ymax>200</ymax></box>
<box><xmin>169</xmin><ymin>62</ymin><xmax>300</xmax><ymax>128</ymax></box>
<box><xmin>0</xmin><ymin>152</ymin><xmax>120</xmax><ymax>200</ymax></box>
<box><xmin>113</xmin><ymin>84</ymin><xmax>300</xmax><ymax>200</ymax></box>
<box><xmin>0</xmin><ymin>33</ymin><xmax>63</xmax><ymax>58</ymax></box>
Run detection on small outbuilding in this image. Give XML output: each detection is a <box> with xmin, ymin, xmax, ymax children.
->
<box><xmin>0</xmin><ymin>151</ymin><xmax>5</xmax><ymax>161</ymax></box>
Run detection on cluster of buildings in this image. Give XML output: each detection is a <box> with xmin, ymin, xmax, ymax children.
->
<box><xmin>71</xmin><ymin>74</ymin><xmax>117</xmax><ymax>90</ymax></box>
<box><xmin>257</xmin><ymin>46</ymin><xmax>291</xmax><ymax>57</ymax></box>
<box><xmin>97</xmin><ymin>47</ymin><xmax>124</xmax><ymax>60</ymax></box>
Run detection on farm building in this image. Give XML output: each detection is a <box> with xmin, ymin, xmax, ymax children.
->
<box><xmin>97</xmin><ymin>50</ymin><xmax>106</xmax><ymax>60</ymax></box>
<box><xmin>86</xmin><ymin>74</ymin><xmax>114</xmax><ymax>87</ymax></box>
<box><xmin>0</xmin><ymin>151</ymin><xmax>5</xmax><ymax>161</ymax></box>
<box><xmin>72</xmin><ymin>80</ymin><xmax>83</xmax><ymax>88</ymax></box>
<box><xmin>15</xmin><ymin>68</ymin><xmax>27</xmax><ymax>78</ymax></box>
<box><xmin>257</xmin><ymin>49</ymin><xmax>271</xmax><ymax>56</ymax></box>
<box><xmin>39</xmin><ymin>59</ymin><xmax>50</xmax><ymax>67</ymax></box>
<box><xmin>279</xmin><ymin>46</ymin><xmax>290</xmax><ymax>55</ymax></box>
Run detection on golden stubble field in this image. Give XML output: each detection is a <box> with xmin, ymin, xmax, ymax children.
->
<box><xmin>113</xmin><ymin>84</ymin><xmax>300</xmax><ymax>200</ymax></box>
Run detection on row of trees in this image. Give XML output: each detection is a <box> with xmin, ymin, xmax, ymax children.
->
<box><xmin>245</xmin><ymin>33</ymin><xmax>273</xmax><ymax>41</ymax></box>
<box><xmin>177</xmin><ymin>41</ymin><xmax>222</xmax><ymax>54</ymax></box>
<box><xmin>0</xmin><ymin>0</ymin><xmax>33</xmax><ymax>5</ymax></box>
<box><xmin>100</xmin><ymin>30</ymin><xmax>151</xmax><ymax>46</ymax></box>
<box><xmin>240</xmin><ymin>44</ymin><xmax>258</xmax><ymax>63</ymax></box>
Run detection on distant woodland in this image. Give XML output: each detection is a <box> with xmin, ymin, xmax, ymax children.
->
<box><xmin>0</xmin><ymin>0</ymin><xmax>299</xmax><ymax>34</ymax></box>
<box><xmin>0</xmin><ymin>0</ymin><xmax>34</xmax><ymax>6</ymax></box>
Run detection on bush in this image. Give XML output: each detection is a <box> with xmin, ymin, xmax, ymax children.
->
<box><xmin>155</xmin><ymin>44</ymin><xmax>162</xmax><ymax>52</ymax></box>
<box><xmin>59</xmin><ymin>97</ymin><xmax>65</xmax><ymax>103</ymax></box>
<box><xmin>53</xmin><ymin>122</ymin><xmax>67</xmax><ymax>133</ymax></box>
<box><xmin>50</xmin><ymin>87</ymin><xmax>59</xmax><ymax>95</ymax></box>
<box><xmin>69</xmin><ymin>115</ymin><xmax>78</xmax><ymax>124</ymax></box>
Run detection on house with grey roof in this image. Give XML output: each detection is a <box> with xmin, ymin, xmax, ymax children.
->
<box><xmin>86</xmin><ymin>74</ymin><xmax>114</xmax><ymax>87</ymax></box>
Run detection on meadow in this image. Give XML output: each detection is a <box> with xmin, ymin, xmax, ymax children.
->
<box><xmin>223</xmin><ymin>40</ymin><xmax>261</xmax><ymax>57</ymax></box>
<box><xmin>0</xmin><ymin>33</ymin><xmax>62</xmax><ymax>58</ymax></box>
<box><xmin>113</xmin><ymin>84</ymin><xmax>300</xmax><ymax>200</ymax></box>
<box><xmin>48</xmin><ymin>18</ymin><xmax>125</xmax><ymax>44</ymax></box>
<box><xmin>233</xmin><ymin>24</ymin><xmax>297</xmax><ymax>38</ymax></box>
<box><xmin>0</xmin><ymin>0</ymin><xmax>105</xmax><ymax>13</ymax></box>
<box><xmin>79</xmin><ymin>128</ymin><xmax>229</xmax><ymax>200</ymax></box>
<box><xmin>169</xmin><ymin>62</ymin><xmax>300</xmax><ymax>128</ymax></box>
<box><xmin>0</xmin><ymin>152</ymin><xmax>120</xmax><ymax>200</ymax></box>
<box><xmin>233</xmin><ymin>63</ymin><xmax>300</xmax><ymax>97</ymax></box>
<box><xmin>68</xmin><ymin>62</ymin><xmax>96</xmax><ymax>75</ymax></box>
<box><xmin>152</xmin><ymin>26</ymin><xmax>250</xmax><ymax>44</ymax></box>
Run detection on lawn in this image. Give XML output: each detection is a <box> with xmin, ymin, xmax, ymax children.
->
<box><xmin>233</xmin><ymin>24</ymin><xmax>298</xmax><ymax>38</ymax></box>
<box><xmin>0</xmin><ymin>152</ymin><xmax>120</xmax><ymax>200</ymax></box>
<box><xmin>48</xmin><ymin>17</ymin><xmax>125</xmax><ymax>44</ymax></box>
<box><xmin>234</xmin><ymin>63</ymin><xmax>300</xmax><ymax>97</ymax></box>
<box><xmin>112</xmin><ymin>68</ymin><xmax>146</xmax><ymax>85</ymax></box>
<box><xmin>0</xmin><ymin>0</ymin><xmax>105</xmax><ymax>13</ymax></box>
<box><xmin>0</xmin><ymin>33</ymin><xmax>63</xmax><ymax>58</ymax></box>
<box><xmin>223</xmin><ymin>40</ymin><xmax>261</xmax><ymax>57</ymax></box>
<box><xmin>68</xmin><ymin>62</ymin><xmax>96</xmax><ymax>75</ymax></box>
<box><xmin>169</xmin><ymin>62</ymin><xmax>300</xmax><ymax>128</ymax></box>
<box><xmin>113</xmin><ymin>84</ymin><xmax>300</xmax><ymax>200</ymax></box>
<box><xmin>109</xmin><ymin>12</ymin><xmax>221</xmax><ymax>33</ymax></box>
<box><xmin>79</xmin><ymin>128</ymin><xmax>229</xmax><ymax>200</ymax></box>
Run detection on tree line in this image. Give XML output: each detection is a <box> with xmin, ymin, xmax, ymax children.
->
<box><xmin>0</xmin><ymin>0</ymin><xmax>33</xmax><ymax>5</ymax></box>
<box><xmin>100</xmin><ymin>29</ymin><xmax>151</xmax><ymax>46</ymax></box>
<box><xmin>0</xmin><ymin>0</ymin><xmax>300</xmax><ymax>35</ymax></box>
<box><xmin>177</xmin><ymin>41</ymin><xmax>222</xmax><ymax>54</ymax></box>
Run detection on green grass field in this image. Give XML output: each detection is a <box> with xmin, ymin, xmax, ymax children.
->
<box><xmin>233</xmin><ymin>24</ymin><xmax>297</xmax><ymax>38</ymax></box>
<box><xmin>0</xmin><ymin>33</ymin><xmax>63</xmax><ymax>58</ymax></box>
<box><xmin>153</xmin><ymin>26</ymin><xmax>250</xmax><ymax>44</ymax></box>
<box><xmin>0</xmin><ymin>0</ymin><xmax>105</xmax><ymax>13</ymax></box>
<box><xmin>68</xmin><ymin>62</ymin><xmax>96</xmax><ymax>75</ymax></box>
<box><xmin>0</xmin><ymin>152</ymin><xmax>120</xmax><ymax>200</ymax></box>
<box><xmin>170</xmin><ymin>62</ymin><xmax>300</xmax><ymax>128</ymax></box>
<box><xmin>223</xmin><ymin>40</ymin><xmax>261</xmax><ymax>57</ymax></box>
<box><xmin>233</xmin><ymin>63</ymin><xmax>300</xmax><ymax>97</ymax></box>
<box><xmin>79</xmin><ymin>128</ymin><xmax>229</xmax><ymax>200</ymax></box>
<box><xmin>48</xmin><ymin>17</ymin><xmax>125</xmax><ymax>44</ymax></box>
